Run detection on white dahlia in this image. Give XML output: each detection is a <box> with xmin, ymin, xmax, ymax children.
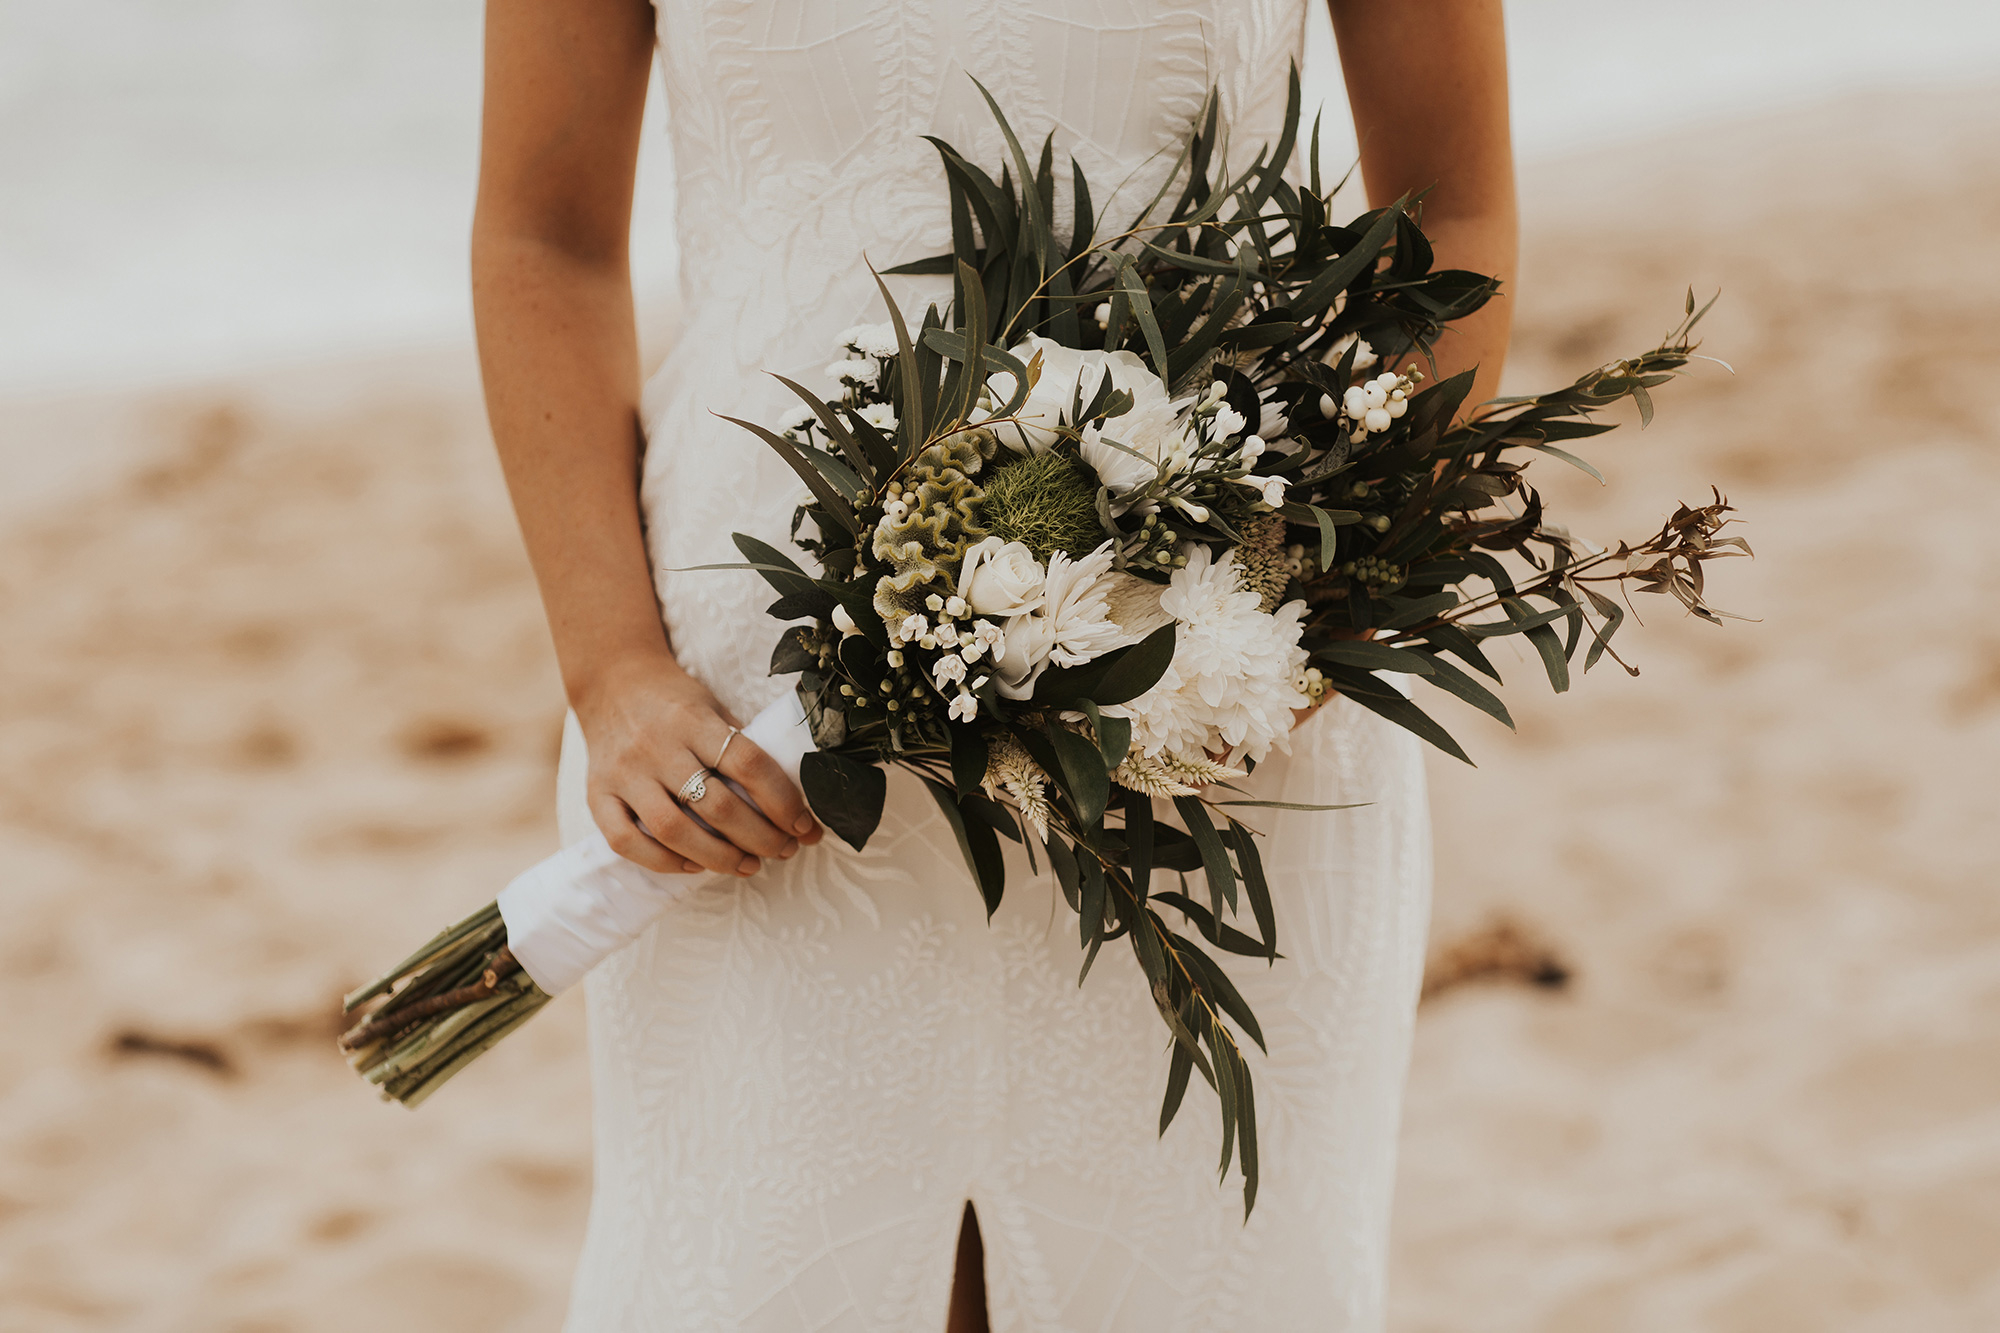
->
<box><xmin>1107</xmin><ymin>546</ymin><xmax>1310</xmax><ymax>764</ymax></box>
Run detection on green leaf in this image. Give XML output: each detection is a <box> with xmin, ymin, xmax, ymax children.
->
<box><xmin>1294</xmin><ymin>200</ymin><xmax>1402</xmax><ymax>315</ymax></box>
<box><xmin>769</xmin><ymin>628</ymin><xmax>815</xmax><ymax>677</ymax></box>
<box><xmin>771</xmin><ymin>374</ymin><xmax>879</xmax><ymax>483</ymax></box>
<box><xmin>1527</xmin><ymin>442</ymin><xmax>1606</xmax><ymax>484</ymax></box>
<box><xmin>832</xmin><ymin>580</ymin><xmax>888</xmax><ymax>650</ymax></box>
<box><xmin>1049</xmin><ymin>724</ymin><xmax>1111</xmax><ymax>828</ymax></box>
<box><xmin>1114</xmin><ymin>257</ymin><xmax>1172</xmax><ymax>381</ymax></box>
<box><xmin>1077</xmin><ymin>848</ymin><xmax>1106</xmax><ymax>948</ymax></box>
<box><xmin>716</xmin><ymin>414</ymin><xmax>859</xmax><ymax>535</ymax></box>
<box><xmin>1125</xmin><ymin>787</ymin><xmax>1154</xmax><ymax>899</ymax></box>
<box><xmin>1091</xmin><ymin>624</ymin><xmax>1176</xmax><ymax>706</ymax></box>
<box><xmin>1415</xmin><ymin>652</ymin><xmax>1516</xmax><ymax>730</ymax></box>
<box><xmin>949</xmin><ymin>725</ymin><xmax>989</xmax><ymax>799</ymax></box>
<box><xmin>1378</xmin><ymin>591</ymin><xmax>1461</xmax><ymax>632</ymax></box>
<box><xmin>866</xmin><ymin>262</ymin><xmax>927</xmax><ymax>457</ymax></box>
<box><xmin>1224</xmin><ymin>823</ymin><xmax>1277</xmax><ymax>959</ymax></box>
<box><xmin>1237</xmin><ymin>1053</ymin><xmax>1259</xmax><ymax>1216</ymax></box>
<box><xmin>881</xmin><ymin>253</ymin><xmax>956</xmax><ymax>276</ymax></box>
<box><xmin>1280</xmin><ymin>501</ymin><xmax>1361</xmax><ymax>570</ymax></box>
<box><xmin>1506</xmin><ymin>597</ymin><xmax>1571</xmax><ymax>694</ymax></box>
<box><xmin>1580</xmin><ymin>585</ymin><xmax>1629</xmax><ymax>672</ymax></box>
<box><xmin>799</xmin><ymin>751</ymin><xmax>886</xmax><ymax>850</ymax></box>
<box><xmin>1171</xmin><ymin>795</ymin><xmax>1237</xmax><ymax>915</ymax></box>
<box><xmin>1032</xmin><ymin>624</ymin><xmax>1175</xmax><ymax>707</ymax></box>
<box><xmin>1178</xmin><ymin>945</ymin><xmax>1266</xmax><ymax>1054</ymax></box>
<box><xmin>1159</xmin><ymin>1039</ymin><xmax>1194</xmax><ymax>1136</ymax></box>
<box><xmin>1046</xmin><ymin>835</ymin><xmax>1081</xmax><ymax>912</ymax></box>
<box><xmin>922</xmin><ymin>777</ymin><xmax>1005</xmax><ymax>916</ymax></box>
<box><xmin>765</xmin><ymin>586</ymin><xmax>837</xmax><ymax>621</ymax></box>
<box><xmin>1077</xmin><ymin>700</ymin><xmax>1132</xmax><ymax>772</ymax></box>
<box><xmin>1314</xmin><ymin>640</ymin><xmax>1437</xmax><ymax>675</ymax></box>
<box><xmin>729</xmin><ymin>534</ymin><xmax>815</xmax><ymax>597</ymax></box>
<box><xmin>1154</xmin><ymin>891</ymin><xmax>1271</xmax><ymax>959</ymax></box>
<box><xmin>1339</xmin><ymin>683</ymin><xmax>1473</xmax><ymax>764</ymax></box>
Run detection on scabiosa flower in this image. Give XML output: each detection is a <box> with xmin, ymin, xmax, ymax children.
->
<box><xmin>1107</xmin><ymin>546</ymin><xmax>1309</xmax><ymax>763</ymax></box>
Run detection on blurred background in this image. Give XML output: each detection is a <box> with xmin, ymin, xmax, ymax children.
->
<box><xmin>3</xmin><ymin>2</ymin><xmax>1998</xmax><ymax>1329</ymax></box>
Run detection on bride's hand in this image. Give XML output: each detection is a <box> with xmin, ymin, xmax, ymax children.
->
<box><xmin>574</xmin><ymin>651</ymin><xmax>824</xmax><ymax>877</ymax></box>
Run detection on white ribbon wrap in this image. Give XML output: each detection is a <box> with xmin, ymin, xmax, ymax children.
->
<box><xmin>498</xmin><ymin>691</ymin><xmax>815</xmax><ymax>995</ymax></box>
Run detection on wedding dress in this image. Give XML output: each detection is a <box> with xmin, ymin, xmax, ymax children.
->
<box><xmin>552</xmin><ymin>3</ymin><xmax>1433</xmax><ymax>1328</ymax></box>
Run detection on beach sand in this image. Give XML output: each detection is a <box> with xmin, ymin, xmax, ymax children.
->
<box><xmin>1</xmin><ymin>85</ymin><xmax>1996</xmax><ymax>1331</ymax></box>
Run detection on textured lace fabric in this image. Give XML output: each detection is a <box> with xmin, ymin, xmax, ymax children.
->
<box><xmin>556</xmin><ymin>3</ymin><xmax>1434</xmax><ymax>1329</ymax></box>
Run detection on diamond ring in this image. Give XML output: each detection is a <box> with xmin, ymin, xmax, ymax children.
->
<box><xmin>677</xmin><ymin>768</ymin><xmax>713</xmax><ymax>804</ymax></box>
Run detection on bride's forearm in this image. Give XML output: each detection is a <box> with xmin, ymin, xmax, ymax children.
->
<box><xmin>472</xmin><ymin>231</ymin><xmax>683</xmax><ymax>715</ymax></box>
<box><xmin>1329</xmin><ymin>0</ymin><xmax>1517</xmax><ymax>409</ymax></box>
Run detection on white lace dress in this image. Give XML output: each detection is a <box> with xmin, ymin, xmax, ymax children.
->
<box><xmin>551</xmin><ymin>4</ymin><xmax>1433</xmax><ymax>1329</ymax></box>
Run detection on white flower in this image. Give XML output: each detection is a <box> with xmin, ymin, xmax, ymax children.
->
<box><xmin>1234</xmin><ymin>472</ymin><xmax>1288</xmax><ymax>508</ymax></box>
<box><xmin>958</xmin><ymin>618</ymin><xmax>1005</xmax><ymax>664</ymax></box>
<box><xmin>949</xmin><ymin>691</ymin><xmax>979</xmax><ymax>723</ymax></box>
<box><xmin>992</xmin><ymin>611</ymin><xmax>1056</xmax><ymax>700</ymax></box>
<box><xmin>1256</xmin><ymin>393</ymin><xmax>1290</xmax><ymax>438</ymax></box>
<box><xmin>984</xmin><ymin>333</ymin><xmax>1176</xmax><ymax>459</ymax></box>
<box><xmin>827</xmin><ymin>356</ymin><xmax>881</xmax><ymax>388</ymax></box>
<box><xmin>1326</xmin><ymin>332</ymin><xmax>1377</xmax><ymax>372</ymax></box>
<box><xmin>956</xmin><ymin>536</ymin><xmax>1047</xmax><ymax>618</ymax></box>
<box><xmin>832</xmin><ymin>604</ymin><xmax>860</xmax><ymax>638</ymax></box>
<box><xmin>1106</xmin><ymin>546</ymin><xmax>1309</xmax><ymax>764</ymax></box>
<box><xmin>839</xmin><ymin>323</ymin><xmax>900</xmax><ymax>359</ymax></box>
<box><xmin>857</xmin><ymin>402</ymin><xmax>898</xmax><ymax>432</ymax></box>
<box><xmin>932</xmin><ymin>654</ymin><xmax>968</xmax><ymax>688</ymax></box>
<box><xmin>944</xmin><ymin>595</ymin><xmax>968</xmax><ymax>618</ymax></box>
<box><xmin>1040</xmin><ymin>542</ymin><xmax>1130</xmax><ymax>668</ymax></box>
<box><xmin>1210</xmin><ymin>401</ymin><xmax>1247</xmax><ymax>440</ymax></box>
<box><xmin>895</xmin><ymin>613</ymin><xmax>928</xmax><ymax>644</ymax></box>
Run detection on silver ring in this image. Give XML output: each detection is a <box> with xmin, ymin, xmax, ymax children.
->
<box><xmin>677</xmin><ymin>768</ymin><xmax>713</xmax><ymax>804</ymax></box>
<box><xmin>713</xmin><ymin>725</ymin><xmax>741</xmax><ymax>771</ymax></box>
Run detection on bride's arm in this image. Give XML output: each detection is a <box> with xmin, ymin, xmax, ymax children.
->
<box><xmin>472</xmin><ymin>0</ymin><xmax>821</xmax><ymax>876</ymax></box>
<box><xmin>1329</xmin><ymin>0</ymin><xmax>1518</xmax><ymax>410</ymax></box>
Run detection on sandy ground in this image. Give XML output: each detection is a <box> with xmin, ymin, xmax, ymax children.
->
<box><xmin>2</xmin><ymin>85</ymin><xmax>1998</xmax><ymax>1331</ymax></box>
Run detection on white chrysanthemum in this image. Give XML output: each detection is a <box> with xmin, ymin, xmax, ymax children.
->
<box><xmin>838</xmin><ymin>323</ymin><xmax>901</xmax><ymax>359</ymax></box>
<box><xmin>1040</xmin><ymin>542</ymin><xmax>1127</xmax><ymax>668</ymax></box>
<box><xmin>827</xmin><ymin>355</ymin><xmax>881</xmax><ymax>388</ymax></box>
<box><xmin>856</xmin><ymin>401</ymin><xmax>898</xmax><ymax>432</ymax></box>
<box><xmin>1107</xmin><ymin>546</ymin><xmax>1309</xmax><ymax>763</ymax></box>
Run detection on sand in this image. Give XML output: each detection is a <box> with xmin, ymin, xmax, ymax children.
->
<box><xmin>2</xmin><ymin>84</ymin><xmax>1997</xmax><ymax>1331</ymax></box>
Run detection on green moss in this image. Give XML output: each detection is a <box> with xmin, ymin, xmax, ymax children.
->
<box><xmin>981</xmin><ymin>451</ymin><xmax>1106</xmax><ymax>561</ymax></box>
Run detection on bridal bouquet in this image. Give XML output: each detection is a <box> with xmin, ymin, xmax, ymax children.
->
<box><xmin>341</xmin><ymin>71</ymin><xmax>1746</xmax><ymax>1212</ymax></box>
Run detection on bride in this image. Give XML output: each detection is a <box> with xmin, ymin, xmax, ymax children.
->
<box><xmin>471</xmin><ymin>2</ymin><xmax>1514</xmax><ymax>1329</ymax></box>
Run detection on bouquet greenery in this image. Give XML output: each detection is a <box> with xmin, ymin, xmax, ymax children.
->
<box><xmin>342</xmin><ymin>70</ymin><xmax>1745</xmax><ymax>1213</ymax></box>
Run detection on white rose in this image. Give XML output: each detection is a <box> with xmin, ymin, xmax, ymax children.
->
<box><xmin>992</xmin><ymin>611</ymin><xmax>1057</xmax><ymax>699</ymax></box>
<box><xmin>956</xmin><ymin>536</ymin><xmax>1047</xmax><ymax>618</ymax></box>
<box><xmin>984</xmin><ymin>334</ymin><xmax>1168</xmax><ymax>456</ymax></box>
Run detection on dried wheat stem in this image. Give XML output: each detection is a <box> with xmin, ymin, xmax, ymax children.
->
<box><xmin>337</xmin><ymin>947</ymin><xmax>521</xmax><ymax>1051</ymax></box>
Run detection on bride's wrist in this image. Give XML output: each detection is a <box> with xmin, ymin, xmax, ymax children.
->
<box><xmin>565</xmin><ymin>643</ymin><xmax>688</xmax><ymax>726</ymax></box>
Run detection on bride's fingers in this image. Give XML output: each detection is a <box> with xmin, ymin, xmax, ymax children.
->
<box><xmin>629</xmin><ymin>784</ymin><xmax>760</xmax><ymax>877</ymax></box>
<box><xmin>684</xmin><ymin>777</ymin><xmax>798</xmax><ymax>861</ymax></box>
<box><xmin>589</xmin><ymin>792</ymin><xmax>701</xmax><ymax>874</ymax></box>
<box><xmin>718</xmin><ymin>738</ymin><xmax>822</xmax><ymax>844</ymax></box>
